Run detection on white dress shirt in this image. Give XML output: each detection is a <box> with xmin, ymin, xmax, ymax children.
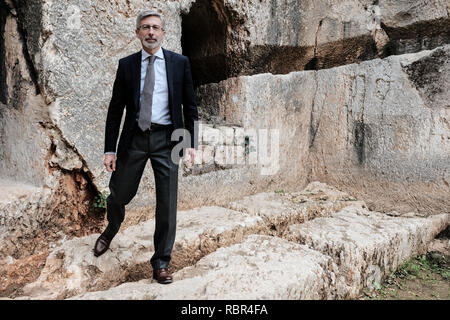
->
<box><xmin>139</xmin><ymin>47</ymin><xmax>171</xmax><ymax>125</ymax></box>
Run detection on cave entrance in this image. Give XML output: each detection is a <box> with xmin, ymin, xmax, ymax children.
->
<box><xmin>181</xmin><ymin>0</ymin><xmax>229</xmax><ymax>88</ymax></box>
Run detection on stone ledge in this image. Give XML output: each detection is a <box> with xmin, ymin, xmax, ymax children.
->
<box><xmin>286</xmin><ymin>205</ymin><xmax>450</xmax><ymax>298</ymax></box>
<box><xmin>15</xmin><ymin>181</ymin><xmax>358</xmax><ymax>299</ymax></box>
<box><xmin>69</xmin><ymin>235</ymin><xmax>340</xmax><ymax>300</ymax></box>
<box><xmin>69</xmin><ymin>208</ymin><xmax>449</xmax><ymax>300</ymax></box>
<box><xmin>19</xmin><ymin>206</ymin><xmax>264</xmax><ymax>299</ymax></box>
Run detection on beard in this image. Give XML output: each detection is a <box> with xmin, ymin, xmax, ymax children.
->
<box><xmin>142</xmin><ymin>37</ymin><xmax>162</xmax><ymax>50</ymax></box>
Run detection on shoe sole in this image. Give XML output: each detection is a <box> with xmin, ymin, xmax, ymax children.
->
<box><xmin>158</xmin><ymin>280</ymin><xmax>173</xmax><ymax>284</ymax></box>
<box><xmin>153</xmin><ymin>277</ymin><xmax>173</xmax><ymax>284</ymax></box>
<box><xmin>93</xmin><ymin>249</ymin><xmax>107</xmax><ymax>257</ymax></box>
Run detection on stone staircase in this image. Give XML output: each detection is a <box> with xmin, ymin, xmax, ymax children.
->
<box><xmin>8</xmin><ymin>181</ymin><xmax>447</xmax><ymax>300</ymax></box>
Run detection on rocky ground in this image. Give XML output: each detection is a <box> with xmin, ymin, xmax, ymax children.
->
<box><xmin>0</xmin><ymin>181</ymin><xmax>447</xmax><ymax>300</ymax></box>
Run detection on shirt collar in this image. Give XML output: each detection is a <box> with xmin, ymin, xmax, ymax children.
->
<box><xmin>141</xmin><ymin>47</ymin><xmax>164</xmax><ymax>61</ymax></box>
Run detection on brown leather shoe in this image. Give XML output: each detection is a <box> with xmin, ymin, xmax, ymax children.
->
<box><xmin>93</xmin><ymin>234</ymin><xmax>111</xmax><ymax>257</ymax></box>
<box><xmin>153</xmin><ymin>268</ymin><xmax>173</xmax><ymax>284</ymax></box>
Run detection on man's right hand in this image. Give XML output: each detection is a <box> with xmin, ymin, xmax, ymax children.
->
<box><xmin>104</xmin><ymin>154</ymin><xmax>116</xmax><ymax>172</ymax></box>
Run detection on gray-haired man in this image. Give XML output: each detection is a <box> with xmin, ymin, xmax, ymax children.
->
<box><xmin>94</xmin><ymin>11</ymin><xmax>198</xmax><ymax>284</ymax></box>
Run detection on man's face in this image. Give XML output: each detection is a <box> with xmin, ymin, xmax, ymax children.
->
<box><xmin>136</xmin><ymin>16</ymin><xmax>166</xmax><ymax>50</ymax></box>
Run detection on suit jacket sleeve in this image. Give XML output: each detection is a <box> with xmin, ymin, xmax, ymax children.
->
<box><xmin>104</xmin><ymin>60</ymin><xmax>125</xmax><ymax>154</ymax></box>
<box><xmin>182</xmin><ymin>56</ymin><xmax>199</xmax><ymax>149</ymax></box>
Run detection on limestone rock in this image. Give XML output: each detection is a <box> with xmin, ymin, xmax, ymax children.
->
<box><xmin>286</xmin><ymin>206</ymin><xmax>450</xmax><ymax>296</ymax></box>
<box><xmin>380</xmin><ymin>0</ymin><xmax>449</xmax><ymax>29</ymax></box>
<box><xmin>379</xmin><ymin>0</ymin><xmax>450</xmax><ymax>55</ymax></box>
<box><xmin>0</xmin><ymin>14</ymin><xmax>51</xmax><ymax>186</ymax></box>
<box><xmin>3</xmin><ymin>0</ymin><xmax>449</xmax><ymax>237</ymax></box>
<box><xmin>20</xmin><ymin>206</ymin><xmax>263</xmax><ymax>299</ymax></box>
<box><xmin>0</xmin><ymin>251</ymin><xmax>49</xmax><ymax>297</ymax></box>
<box><xmin>69</xmin><ymin>206</ymin><xmax>448</xmax><ymax>300</ymax></box>
<box><xmin>198</xmin><ymin>45</ymin><xmax>450</xmax><ymax>214</ymax></box>
<box><xmin>69</xmin><ymin>235</ymin><xmax>341</xmax><ymax>300</ymax></box>
<box><xmin>228</xmin><ymin>181</ymin><xmax>366</xmax><ymax>234</ymax></box>
<box><xmin>0</xmin><ymin>179</ymin><xmax>54</xmax><ymax>258</ymax></box>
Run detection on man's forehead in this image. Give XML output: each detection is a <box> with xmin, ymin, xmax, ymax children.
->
<box><xmin>140</xmin><ymin>15</ymin><xmax>162</xmax><ymax>25</ymax></box>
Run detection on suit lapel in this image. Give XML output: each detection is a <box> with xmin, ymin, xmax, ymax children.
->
<box><xmin>163</xmin><ymin>48</ymin><xmax>174</xmax><ymax>110</ymax></box>
<box><xmin>132</xmin><ymin>50</ymin><xmax>142</xmax><ymax>110</ymax></box>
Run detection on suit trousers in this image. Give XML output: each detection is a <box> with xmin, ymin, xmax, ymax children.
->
<box><xmin>103</xmin><ymin>125</ymin><xmax>179</xmax><ymax>269</ymax></box>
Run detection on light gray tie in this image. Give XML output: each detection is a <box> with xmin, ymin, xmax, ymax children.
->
<box><xmin>138</xmin><ymin>55</ymin><xmax>157</xmax><ymax>131</ymax></box>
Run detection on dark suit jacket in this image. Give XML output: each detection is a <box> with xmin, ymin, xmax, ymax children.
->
<box><xmin>104</xmin><ymin>48</ymin><xmax>198</xmax><ymax>158</ymax></box>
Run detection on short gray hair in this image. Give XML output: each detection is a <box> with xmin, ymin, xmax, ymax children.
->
<box><xmin>136</xmin><ymin>10</ymin><xmax>166</xmax><ymax>30</ymax></box>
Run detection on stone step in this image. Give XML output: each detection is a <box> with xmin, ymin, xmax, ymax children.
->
<box><xmin>227</xmin><ymin>181</ymin><xmax>365</xmax><ymax>231</ymax></box>
<box><xmin>18</xmin><ymin>206</ymin><xmax>262</xmax><ymax>299</ymax></box>
<box><xmin>68</xmin><ymin>208</ymin><xmax>448</xmax><ymax>300</ymax></box>
<box><xmin>69</xmin><ymin>235</ymin><xmax>340</xmax><ymax>300</ymax></box>
<box><xmin>286</xmin><ymin>206</ymin><xmax>449</xmax><ymax>298</ymax></box>
<box><xmin>14</xmin><ymin>181</ymin><xmax>357</xmax><ymax>299</ymax></box>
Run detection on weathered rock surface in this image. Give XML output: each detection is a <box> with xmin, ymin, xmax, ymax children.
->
<box><xmin>308</xmin><ymin>45</ymin><xmax>450</xmax><ymax>214</ymax></box>
<box><xmin>228</xmin><ymin>181</ymin><xmax>366</xmax><ymax>235</ymax></box>
<box><xmin>379</xmin><ymin>0</ymin><xmax>450</xmax><ymax>55</ymax></box>
<box><xmin>0</xmin><ymin>4</ymin><xmax>105</xmax><ymax>260</ymax></box>
<box><xmin>185</xmin><ymin>0</ymin><xmax>450</xmax><ymax>84</ymax></box>
<box><xmin>286</xmin><ymin>206</ymin><xmax>449</xmax><ymax>297</ymax></box>
<box><xmin>5</xmin><ymin>182</ymin><xmax>448</xmax><ymax>300</ymax></box>
<box><xmin>428</xmin><ymin>238</ymin><xmax>450</xmax><ymax>256</ymax></box>
<box><xmin>69</xmin><ymin>235</ymin><xmax>340</xmax><ymax>300</ymax></box>
<box><xmin>19</xmin><ymin>206</ymin><xmax>263</xmax><ymax>299</ymax></box>
<box><xmin>198</xmin><ymin>45</ymin><xmax>450</xmax><ymax>214</ymax></box>
<box><xmin>11</xmin><ymin>181</ymin><xmax>359</xmax><ymax>299</ymax></box>
<box><xmin>0</xmin><ymin>179</ymin><xmax>53</xmax><ymax>258</ymax></box>
<box><xmin>3</xmin><ymin>0</ymin><xmax>449</xmax><ymax>218</ymax></box>
<box><xmin>68</xmin><ymin>207</ymin><xmax>448</xmax><ymax>300</ymax></box>
<box><xmin>0</xmin><ymin>13</ymin><xmax>50</xmax><ymax>186</ymax></box>
<box><xmin>0</xmin><ymin>250</ymin><xmax>49</xmax><ymax>297</ymax></box>
<box><xmin>0</xmin><ymin>171</ymin><xmax>104</xmax><ymax>260</ymax></box>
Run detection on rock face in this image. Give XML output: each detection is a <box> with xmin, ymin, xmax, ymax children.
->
<box><xmin>198</xmin><ymin>45</ymin><xmax>450</xmax><ymax>214</ymax></box>
<box><xmin>379</xmin><ymin>0</ymin><xmax>450</xmax><ymax>55</ymax></box>
<box><xmin>184</xmin><ymin>0</ymin><xmax>450</xmax><ymax>84</ymax></box>
<box><xmin>0</xmin><ymin>0</ymin><xmax>449</xmax><ymax>299</ymax></box>
<box><xmin>308</xmin><ymin>46</ymin><xmax>450</xmax><ymax>214</ymax></box>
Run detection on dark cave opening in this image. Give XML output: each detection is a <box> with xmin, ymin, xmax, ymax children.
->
<box><xmin>181</xmin><ymin>0</ymin><xmax>229</xmax><ymax>88</ymax></box>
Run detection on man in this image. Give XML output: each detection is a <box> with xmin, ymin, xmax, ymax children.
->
<box><xmin>93</xmin><ymin>10</ymin><xmax>198</xmax><ymax>285</ymax></box>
